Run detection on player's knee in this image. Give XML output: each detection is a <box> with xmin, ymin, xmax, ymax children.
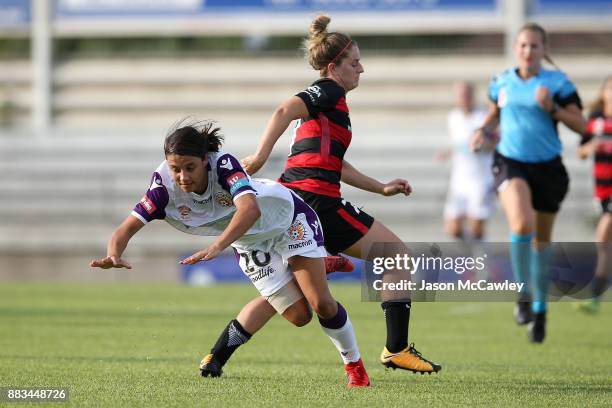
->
<box><xmin>513</xmin><ymin>219</ymin><xmax>533</xmax><ymax>235</ymax></box>
<box><xmin>283</xmin><ymin>300</ymin><xmax>313</xmax><ymax>327</ymax></box>
<box><xmin>293</xmin><ymin>311</ymin><xmax>313</xmax><ymax>327</ymax></box>
<box><xmin>311</xmin><ymin>298</ymin><xmax>337</xmax><ymax>319</ymax></box>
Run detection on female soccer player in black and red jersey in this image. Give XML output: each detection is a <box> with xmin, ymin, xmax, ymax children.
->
<box><xmin>577</xmin><ymin>76</ymin><xmax>612</xmax><ymax>313</ymax></box>
<box><xmin>240</xmin><ymin>15</ymin><xmax>440</xmax><ymax>374</ymax></box>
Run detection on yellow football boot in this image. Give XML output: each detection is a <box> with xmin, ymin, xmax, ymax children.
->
<box><xmin>380</xmin><ymin>343</ymin><xmax>442</xmax><ymax>374</ymax></box>
<box><xmin>199</xmin><ymin>353</ymin><xmax>223</xmax><ymax>377</ymax></box>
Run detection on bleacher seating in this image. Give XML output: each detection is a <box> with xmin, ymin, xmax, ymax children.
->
<box><xmin>0</xmin><ymin>54</ymin><xmax>607</xmax><ymax>257</ymax></box>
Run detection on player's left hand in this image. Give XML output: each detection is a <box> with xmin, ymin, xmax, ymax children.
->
<box><xmin>535</xmin><ymin>86</ymin><xmax>554</xmax><ymax>112</ymax></box>
<box><xmin>180</xmin><ymin>245</ymin><xmax>223</xmax><ymax>265</ymax></box>
<box><xmin>382</xmin><ymin>179</ymin><xmax>412</xmax><ymax>197</ymax></box>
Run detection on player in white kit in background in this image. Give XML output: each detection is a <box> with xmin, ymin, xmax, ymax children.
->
<box><xmin>442</xmin><ymin>81</ymin><xmax>496</xmax><ymax>242</ymax></box>
<box><xmin>90</xmin><ymin>120</ymin><xmax>370</xmax><ymax>388</ymax></box>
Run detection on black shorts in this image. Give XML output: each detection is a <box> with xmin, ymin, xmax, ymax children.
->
<box><xmin>288</xmin><ymin>189</ymin><xmax>375</xmax><ymax>255</ymax></box>
<box><xmin>316</xmin><ymin>199</ymin><xmax>375</xmax><ymax>255</ymax></box>
<box><xmin>317</xmin><ymin>200</ymin><xmax>374</xmax><ymax>255</ymax></box>
<box><xmin>601</xmin><ymin>197</ymin><xmax>612</xmax><ymax>214</ymax></box>
<box><xmin>492</xmin><ymin>151</ymin><xmax>569</xmax><ymax>213</ymax></box>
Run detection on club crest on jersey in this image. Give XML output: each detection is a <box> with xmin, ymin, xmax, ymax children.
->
<box><xmin>288</xmin><ymin>221</ymin><xmax>305</xmax><ymax>241</ymax></box>
<box><xmin>215</xmin><ymin>191</ymin><xmax>233</xmax><ymax>207</ymax></box>
<box><xmin>140</xmin><ymin>196</ymin><xmax>157</xmax><ymax>215</ymax></box>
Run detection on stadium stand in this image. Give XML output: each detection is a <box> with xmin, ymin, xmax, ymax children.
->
<box><xmin>0</xmin><ymin>55</ymin><xmax>607</xmax><ymax>268</ymax></box>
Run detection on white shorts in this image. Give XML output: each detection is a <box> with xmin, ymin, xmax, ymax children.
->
<box><xmin>444</xmin><ymin>186</ymin><xmax>495</xmax><ymax>220</ymax></box>
<box><xmin>232</xmin><ymin>204</ymin><xmax>327</xmax><ymax>298</ymax></box>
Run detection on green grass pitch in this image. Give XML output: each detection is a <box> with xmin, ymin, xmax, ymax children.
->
<box><xmin>0</xmin><ymin>282</ymin><xmax>610</xmax><ymax>407</ymax></box>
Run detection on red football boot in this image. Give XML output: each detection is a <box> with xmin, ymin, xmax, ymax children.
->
<box><xmin>344</xmin><ymin>358</ymin><xmax>370</xmax><ymax>388</ymax></box>
<box><xmin>325</xmin><ymin>255</ymin><xmax>354</xmax><ymax>274</ymax></box>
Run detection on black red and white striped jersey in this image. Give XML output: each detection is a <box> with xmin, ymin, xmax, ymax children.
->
<box><xmin>587</xmin><ymin>112</ymin><xmax>612</xmax><ymax>200</ymax></box>
<box><xmin>279</xmin><ymin>78</ymin><xmax>352</xmax><ymax>210</ymax></box>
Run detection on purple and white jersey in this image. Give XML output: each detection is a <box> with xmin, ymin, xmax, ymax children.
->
<box><xmin>131</xmin><ymin>152</ymin><xmax>295</xmax><ymax>245</ymax></box>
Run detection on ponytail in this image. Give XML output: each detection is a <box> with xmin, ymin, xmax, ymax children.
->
<box><xmin>164</xmin><ymin>119</ymin><xmax>224</xmax><ymax>158</ymax></box>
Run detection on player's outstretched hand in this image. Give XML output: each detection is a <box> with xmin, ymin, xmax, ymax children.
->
<box><xmin>90</xmin><ymin>256</ymin><xmax>132</xmax><ymax>269</ymax></box>
<box><xmin>241</xmin><ymin>154</ymin><xmax>264</xmax><ymax>175</ymax></box>
<box><xmin>180</xmin><ymin>245</ymin><xmax>222</xmax><ymax>265</ymax></box>
<box><xmin>382</xmin><ymin>179</ymin><xmax>412</xmax><ymax>196</ymax></box>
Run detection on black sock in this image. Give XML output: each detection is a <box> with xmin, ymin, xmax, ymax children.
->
<box><xmin>593</xmin><ymin>277</ymin><xmax>610</xmax><ymax>298</ymax></box>
<box><xmin>210</xmin><ymin>319</ymin><xmax>252</xmax><ymax>366</ymax></box>
<box><xmin>381</xmin><ymin>301</ymin><xmax>411</xmax><ymax>353</ymax></box>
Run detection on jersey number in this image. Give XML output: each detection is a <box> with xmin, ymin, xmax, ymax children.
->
<box><xmin>239</xmin><ymin>250</ymin><xmax>271</xmax><ymax>273</ymax></box>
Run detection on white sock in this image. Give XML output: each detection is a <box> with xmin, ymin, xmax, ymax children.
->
<box><xmin>320</xmin><ymin>315</ymin><xmax>361</xmax><ymax>364</ymax></box>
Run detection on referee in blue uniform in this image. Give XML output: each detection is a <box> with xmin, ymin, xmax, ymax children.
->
<box><xmin>472</xmin><ymin>23</ymin><xmax>586</xmax><ymax>343</ymax></box>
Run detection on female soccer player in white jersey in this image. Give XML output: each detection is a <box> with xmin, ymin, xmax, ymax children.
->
<box><xmin>443</xmin><ymin>81</ymin><xmax>496</xmax><ymax>241</ymax></box>
<box><xmin>471</xmin><ymin>23</ymin><xmax>586</xmax><ymax>343</ymax></box>
<box><xmin>90</xmin><ymin>121</ymin><xmax>370</xmax><ymax>387</ymax></box>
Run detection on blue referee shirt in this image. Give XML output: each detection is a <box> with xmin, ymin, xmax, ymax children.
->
<box><xmin>489</xmin><ymin>68</ymin><xmax>581</xmax><ymax>162</ymax></box>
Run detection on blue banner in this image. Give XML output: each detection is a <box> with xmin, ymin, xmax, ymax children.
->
<box><xmin>201</xmin><ymin>0</ymin><xmax>497</xmax><ymax>12</ymax></box>
<box><xmin>55</xmin><ymin>0</ymin><xmax>497</xmax><ymax>17</ymax></box>
<box><xmin>55</xmin><ymin>0</ymin><xmax>203</xmax><ymax>17</ymax></box>
<box><xmin>532</xmin><ymin>0</ymin><xmax>612</xmax><ymax>13</ymax></box>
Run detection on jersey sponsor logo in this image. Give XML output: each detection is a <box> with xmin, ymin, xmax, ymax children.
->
<box><xmin>140</xmin><ymin>196</ymin><xmax>157</xmax><ymax>215</ymax></box>
<box><xmin>288</xmin><ymin>239</ymin><xmax>313</xmax><ymax>250</ymax></box>
<box><xmin>288</xmin><ymin>220</ymin><xmax>305</xmax><ymax>241</ymax></box>
<box><xmin>215</xmin><ymin>191</ymin><xmax>233</xmax><ymax>207</ymax></box>
<box><xmin>226</xmin><ymin>172</ymin><xmax>251</xmax><ymax>194</ymax></box>
<box><xmin>248</xmin><ymin>265</ymin><xmax>275</xmax><ymax>282</ymax></box>
<box><xmin>219</xmin><ymin>157</ymin><xmax>234</xmax><ymax>171</ymax></box>
<box><xmin>192</xmin><ymin>196</ymin><xmax>212</xmax><ymax>205</ymax></box>
<box><xmin>307</xmin><ymin>85</ymin><xmax>322</xmax><ymax>98</ymax></box>
<box><xmin>305</xmin><ymin>85</ymin><xmax>323</xmax><ymax>104</ymax></box>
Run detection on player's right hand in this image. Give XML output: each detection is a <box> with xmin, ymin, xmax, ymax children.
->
<box><xmin>90</xmin><ymin>256</ymin><xmax>132</xmax><ymax>269</ymax></box>
<box><xmin>470</xmin><ymin>128</ymin><xmax>485</xmax><ymax>152</ymax></box>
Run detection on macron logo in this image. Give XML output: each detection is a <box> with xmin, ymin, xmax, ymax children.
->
<box><xmin>220</xmin><ymin>158</ymin><xmax>233</xmax><ymax>171</ymax></box>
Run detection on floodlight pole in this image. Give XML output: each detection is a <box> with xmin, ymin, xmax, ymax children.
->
<box><xmin>32</xmin><ymin>0</ymin><xmax>53</xmax><ymax>137</ymax></box>
<box><xmin>503</xmin><ymin>0</ymin><xmax>528</xmax><ymax>63</ymax></box>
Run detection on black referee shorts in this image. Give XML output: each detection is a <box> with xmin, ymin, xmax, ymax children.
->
<box><xmin>600</xmin><ymin>197</ymin><xmax>612</xmax><ymax>214</ymax></box>
<box><xmin>492</xmin><ymin>151</ymin><xmax>569</xmax><ymax>213</ymax></box>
